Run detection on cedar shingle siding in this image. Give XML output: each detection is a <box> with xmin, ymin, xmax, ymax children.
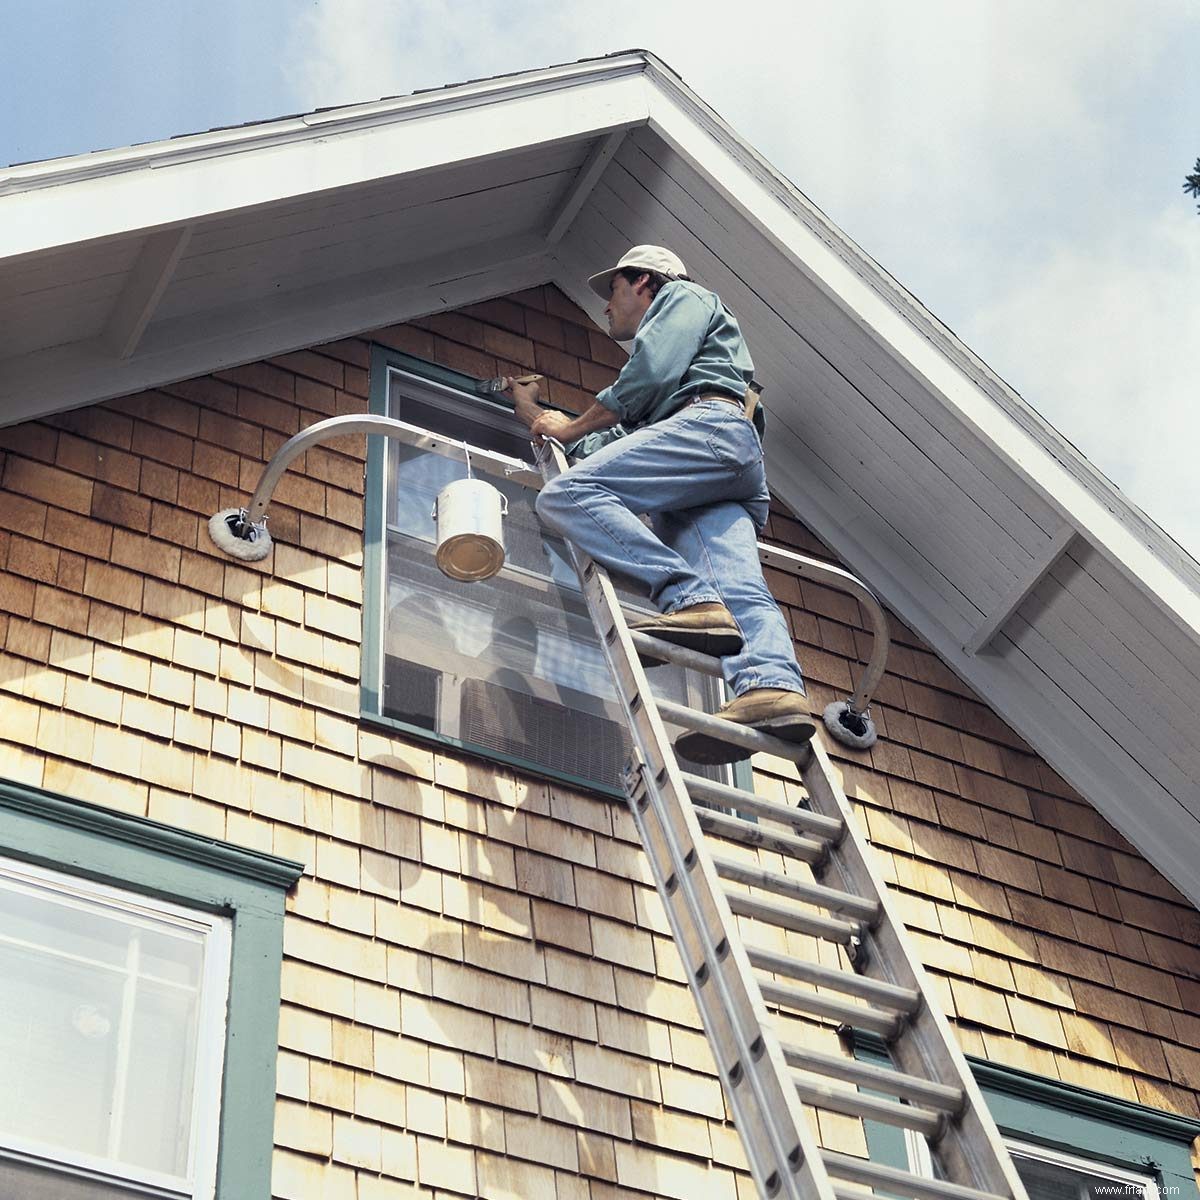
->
<box><xmin>0</xmin><ymin>284</ymin><xmax>1197</xmax><ymax>1197</ymax></box>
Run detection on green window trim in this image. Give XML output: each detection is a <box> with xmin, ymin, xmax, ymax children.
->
<box><xmin>848</xmin><ymin>1029</ymin><xmax>1200</xmax><ymax>1194</ymax></box>
<box><xmin>360</xmin><ymin>343</ymin><xmax>756</xmax><ymax>798</ymax></box>
<box><xmin>0</xmin><ymin>777</ymin><xmax>304</xmax><ymax>1200</ymax></box>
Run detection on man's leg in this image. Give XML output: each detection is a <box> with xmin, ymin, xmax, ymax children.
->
<box><xmin>654</xmin><ymin>503</ymin><xmax>805</xmax><ymax>698</ymax></box>
<box><xmin>652</xmin><ymin>497</ymin><xmax>814</xmax><ymax>764</ymax></box>
<box><xmin>535</xmin><ymin>409</ymin><xmax>753</xmax><ymax>613</ymax></box>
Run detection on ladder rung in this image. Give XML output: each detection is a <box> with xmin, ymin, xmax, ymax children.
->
<box><xmin>823</xmin><ymin>1153</ymin><xmax>1010</xmax><ymax>1200</ymax></box>
<box><xmin>745</xmin><ymin>945</ymin><xmax>920</xmax><ymax>1011</ymax></box>
<box><xmin>726</xmin><ymin>891</ymin><xmax>862</xmax><ymax>945</ymax></box>
<box><xmin>682</xmin><ymin>772</ymin><xmax>844</xmax><ymax>841</ymax></box>
<box><xmin>627</xmin><ymin>628</ymin><xmax>723</xmax><ymax>676</ymax></box>
<box><xmin>779</xmin><ymin>1042</ymin><xmax>964</xmax><ymax>1113</ymax></box>
<box><xmin>758</xmin><ymin>979</ymin><xmax>902</xmax><ymax>1037</ymax></box>
<box><xmin>792</xmin><ymin>1075</ymin><xmax>945</xmax><ymax>1139</ymax></box>
<box><xmin>715</xmin><ymin>857</ymin><xmax>878</xmax><ymax>921</ymax></box>
<box><xmin>699</xmin><ymin>812</ymin><xmax>829</xmax><ymax>865</ymax></box>
<box><xmin>657</xmin><ymin>698</ymin><xmax>815</xmax><ymax>764</ymax></box>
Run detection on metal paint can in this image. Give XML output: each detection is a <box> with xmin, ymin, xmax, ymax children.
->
<box><xmin>432</xmin><ymin>477</ymin><xmax>508</xmax><ymax>581</ymax></box>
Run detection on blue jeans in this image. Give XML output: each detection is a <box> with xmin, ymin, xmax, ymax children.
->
<box><xmin>536</xmin><ymin>400</ymin><xmax>806</xmax><ymax>697</ymax></box>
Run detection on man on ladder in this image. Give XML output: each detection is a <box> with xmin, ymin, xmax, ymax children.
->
<box><xmin>506</xmin><ymin>245</ymin><xmax>813</xmax><ymax>765</ymax></box>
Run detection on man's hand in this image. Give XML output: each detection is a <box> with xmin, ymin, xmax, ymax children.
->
<box><xmin>504</xmin><ymin>379</ymin><xmax>619</xmax><ymax>448</ymax></box>
<box><xmin>504</xmin><ymin>377</ymin><xmax>542</xmax><ymax>429</ymax></box>
<box><xmin>529</xmin><ymin>410</ymin><xmax>576</xmax><ymax>442</ymax></box>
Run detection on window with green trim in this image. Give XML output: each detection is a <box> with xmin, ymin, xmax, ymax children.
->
<box><xmin>362</xmin><ymin>347</ymin><xmax>745</xmax><ymax>797</ymax></box>
<box><xmin>0</xmin><ymin>778</ymin><xmax>302</xmax><ymax>1200</ymax></box>
<box><xmin>0</xmin><ymin>857</ymin><xmax>230</xmax><ymax>1197</ymax></box>
<box><xmin>1007</xmin><ymin>1139</ymin><xmax>1159</xmax><ymax>1200</ymax></box>
<box><xmin>854</xmin><ymin>1034</ymin><xmax>1199</xmax><ymax>1200</ymax></box>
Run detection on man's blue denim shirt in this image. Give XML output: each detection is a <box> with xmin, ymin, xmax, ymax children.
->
<box><xmin>570</xmin><ymin>280</ymin><xmax>757</xmax><ymax>458</ymax></box>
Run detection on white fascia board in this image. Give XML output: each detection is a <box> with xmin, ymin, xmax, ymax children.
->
<box><xmin>763</xmin><ymin>455</ymin><xmax>1200</xmax><ymax>913</ymax></box>
<box><xmin>0</xmin><ymin>58</ymin><xmax>653</xmax><ymax>261</ymax></box>
<box><xmin>0</xmin><ymin>54</ymin><xmax>649</xmax><ymax>194</ymax></box>
<box><xmin>640</xmin><ymin>70</ymin><xmax>1200</xmax><ymax>651</ymax></box>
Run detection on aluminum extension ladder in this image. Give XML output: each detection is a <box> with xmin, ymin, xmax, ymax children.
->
<box><xmin>536</xmin><ymin>441</ymin><xmax>1030</xmax><ymax>1200</ymax></box>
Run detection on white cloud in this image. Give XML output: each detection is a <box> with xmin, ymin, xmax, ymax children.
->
<box><xmin>969</xmin><ymin>205</ymin><xmax>1200</xmax><ymax>558</ymax></box>
<box><xmin>281</xmin><ymin>0</ymin><xmax>582</xmax><ymax>111</ymax></box>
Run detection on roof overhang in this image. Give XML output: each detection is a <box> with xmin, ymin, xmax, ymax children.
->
<box><xmin>3</xmin><ymin>51</ymin><xmax>1198</xmax><ymax>910</ymax></box>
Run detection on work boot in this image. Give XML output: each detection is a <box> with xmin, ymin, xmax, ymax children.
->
<box><xmin>629</xmin><ymin>602</ymin><xmax>743</xmax><ymax>662</ymax></box>
<box><xmin>675</xmin><ymin>688</ymin><xmax>815</xmax><ymax>765</ymax></box>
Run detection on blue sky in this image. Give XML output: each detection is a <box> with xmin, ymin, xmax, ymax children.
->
<box><xmin>3</xmin><ymin>0</ymin><xmax>1198</xmax><ymax>558</ymax></box>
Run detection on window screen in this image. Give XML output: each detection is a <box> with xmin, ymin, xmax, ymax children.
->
<box><xmin>1011</xmin><ymin>1142</ymin><xmax>1158</xmax><ymax>1200</ymax></box>
<box><xmin>378</xmin><ymin>368</ymin><xmax>728</xmax><ymax>792</ymax></box>
<box><xmin>894</xmin><ymin>1130</ymin><xmax>1161</xmax><ymax>1200</ymax></box>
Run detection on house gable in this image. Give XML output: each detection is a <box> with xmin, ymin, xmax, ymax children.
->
<box><xmin>2</xmin><ymin>52</ymin><xmax>1198</xmax><ymax>914</ymax></box>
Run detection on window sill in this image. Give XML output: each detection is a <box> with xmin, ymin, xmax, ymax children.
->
<box><xmin>359</xmin><ymin>703</ymin><xmax>629</xmax><ymax>803</ymax></box>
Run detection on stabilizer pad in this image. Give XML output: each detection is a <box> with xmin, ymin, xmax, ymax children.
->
<box><xmin>207</xmin><ymin>509</ymin><xmax>272</xmax><ymax>562</ymax></box>
<box><xmin>823</xmin><ymin>700</ymin><xmax>877</xmax><ymax>751</ymax></box>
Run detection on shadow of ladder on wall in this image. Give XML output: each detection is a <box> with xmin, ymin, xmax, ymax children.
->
<box><xmin>536</xmin><ymin>440</ymin><xmax>1032</xmax><ymax>1200</ymax></box>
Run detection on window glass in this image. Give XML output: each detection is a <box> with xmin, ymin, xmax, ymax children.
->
<box><xmin>379</xmin><ymin>368</ymin><xmax>728</xmax><ymax>791</ymax></box>
<box><xmin>0</xmin><ymin>859</ymin><xmax>229</xmax><ymax>1195</ymax></box>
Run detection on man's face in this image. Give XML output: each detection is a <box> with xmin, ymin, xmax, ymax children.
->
<box><xmin>605</xmin><ymin>272</ymin><xmax>653</xmax><ymax>341</ymax></box>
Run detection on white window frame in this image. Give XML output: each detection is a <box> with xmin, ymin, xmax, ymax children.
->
<box><xmin>0</xmin><ymin>856</ymin><xmax>232</xmax><ymax>1200</ymax></box>
<box><xmin>1007</xmin><ymin>1138</ymin><xmax>1160</xmax><ymax>1200</ymax></box>
<box><xmin>897</xmin><ymin>1129</ymin><xmax>1160</xmax><ymax>1200</ymax></box>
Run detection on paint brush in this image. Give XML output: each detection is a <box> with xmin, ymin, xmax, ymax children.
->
<box><xmin>474</xmin><ymin>373</ymin><xmax>543</xmax><ymax>395</ymax></box>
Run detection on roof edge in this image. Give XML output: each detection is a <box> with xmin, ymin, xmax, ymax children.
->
<box><xmin>6</xmin><ymin>47</ymin><xmax>1194</xmax><ymax>617</ymax></box>
<box><xmin>0</xmin><ymin>51</ymin><xmax>655</xmax><ymax>198</ymax></box>
<box><xmin>636</xmin><ymin>59</ymin><xmax>1200</xmax><ymax>615</ymax></box>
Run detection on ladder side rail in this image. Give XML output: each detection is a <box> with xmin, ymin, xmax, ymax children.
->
<box><xmin>801</xmin><ymin>738</ymin><xmax>1029</xmax><ymax>1200</ymax></box>
<box><xmin>539</xmin><ymin>441</ymin><xmax>836</xmax><ymax>1200</ymax></box>
<box><xmin>625</xmin><ymin>758</ymin><xmax>821</xmax><ymax>1200</ymax></box>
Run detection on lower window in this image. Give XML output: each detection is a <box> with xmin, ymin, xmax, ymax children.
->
<box><xmin>0</xmin><ymin>779</ymin><xmax>302</xmax><ymax>1200</ymax></box>
<box><xmin>1009</xmin><ymin>1140</ymin><xmax>1158</xmax><ymax>1200</ymax></box>
<box><xmin>0</xmin><ymin>858</ymin><xmax>230</xmax><ymax>1199</ymax></box>
<box><xmin>853</xmin><ymin>1034</ymin><xmax>1197</xmax><ymax>1200</ymax></box>
<box><xmin>899</xmin><ymin>1132</ymin><xmax>1161</xmax><ymax>1200</ymax></box>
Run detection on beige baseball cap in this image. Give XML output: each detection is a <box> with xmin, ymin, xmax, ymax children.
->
<box><xmin>587</xmin><ymin>245</ymin><xmax>689</xmax><ymax>298</ymax></box>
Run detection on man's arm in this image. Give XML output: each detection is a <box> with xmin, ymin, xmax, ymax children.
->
<box><xmin>531</xmin><ymin>401</ymin><xmax>620</xmax><ymax>444</ymax></box>
<box><xmin>507</xmin><ymin>379</ymin><xmax>620</xmax><ymax>445</ymax></box>
<box><xmin>508</xmin><ymin>378</ymin><xmax>543</xmax><ymax>429</ymax></box>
